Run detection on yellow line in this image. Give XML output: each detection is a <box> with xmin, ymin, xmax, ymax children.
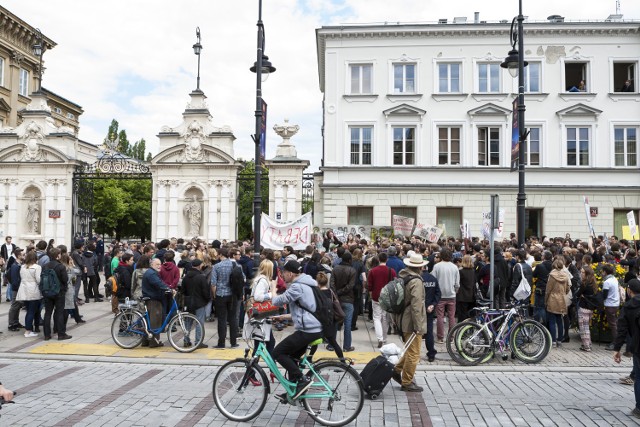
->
<box><xmin>28</xmin><ymin>343</ymin><xmax>380</xmax><ymax>362</ymax></box>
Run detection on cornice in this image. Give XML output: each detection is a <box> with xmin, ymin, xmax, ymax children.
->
<box><xmin>0</xmin><ymin>8</ymin><xmax>56</xmax><ymax>62</ymax></box>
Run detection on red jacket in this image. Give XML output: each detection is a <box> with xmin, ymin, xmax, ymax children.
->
<box><xmin>159</xmin><ymin>262</ymin><xmax>180</xmax><ymax>289</ymax></box>
<box><xmin>367</xmin><ymin>264</ymin><xmax>395</xmax><ymax>302</ymax></box>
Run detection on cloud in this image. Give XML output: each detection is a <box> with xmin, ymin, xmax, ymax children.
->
<box><xmin>5</xmin><ymin>0</ymin><xmax>639</xmax><ymax>173</ymax></box>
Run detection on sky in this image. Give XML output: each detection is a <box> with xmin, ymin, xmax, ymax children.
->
<box><xmin>5</xmin><ymin>0</ymin><xmax>639</xmax><ymax>173</ymax></box>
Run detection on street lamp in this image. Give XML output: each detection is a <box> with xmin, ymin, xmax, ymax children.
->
<box><xmin>500</xmin><ymin>0</ymin><xmax>528</xmax><ymax>248</ymax></box>
<box><xmin>250</xmin><ymin>0</ymin><xmax>276</xmax><ymax>267</ymax></box>
<box><xmin>193</xmin><ymin>27</ymin><xmax>203</xmax><ymax>91</ymax></box>
<box><xmin>32</xmin><ymin>28</ymin><xmax>46</xmax><ymax>93</ymax></box>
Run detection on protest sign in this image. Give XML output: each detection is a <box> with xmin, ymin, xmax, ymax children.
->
<box><xmin>481</xmin><ymin>209</ymin><xmax>505</xmax><ymax>239</ymax></box>
<box><xmin>392</xmin><ymin>215</ymin><xmax>415</xmax><ymax>237</ymax></box>
<box><xmin>260</xmin><ymin>212</ymin><xmax>312</xmax><ymax>250</ymax></box>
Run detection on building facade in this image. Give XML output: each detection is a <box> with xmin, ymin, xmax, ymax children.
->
<box><xmin>315</xmin><ymin>15</ymin><xmax>640</xmax><ymax>240</ymax></box>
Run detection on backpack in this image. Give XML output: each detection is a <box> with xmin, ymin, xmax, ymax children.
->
<box><xmin>230</xmin><ymin>262</ymin><xmax>245</xmax><ymax>299</ymax></box>
<box><xmin>299</xmin><ymin>283</ymin><xmax>335</xmax><ymax>335</ymax></box>
<box><xmin>379</xmin><ymin>274</ymin><xmax>420</xmax><ymax>314</ymax></box>
<box><xmin>40</xmin><ymin>268</ymin><xmax>61</xmax><ymax>297</ymax></box>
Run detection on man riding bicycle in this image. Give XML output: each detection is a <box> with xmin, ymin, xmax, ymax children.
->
<box><xmin>271</xmin><ymin>260</ymin><xmax>323</xmax><ymax>400</ymax></box>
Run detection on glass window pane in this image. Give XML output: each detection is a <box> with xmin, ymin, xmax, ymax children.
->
<box><xmin>579</xmin><ymin>127</ymin><xmax>589</xmax><ymax>141</ymax></box>
<box><xmin>406</xmin><ymin>65</ymin><xmax>415</xmax><ymax>92</ymax></box>
<box><xmin>479</xmin><ymin>64</ymin><xmax>487</xmax><ymax>92</ymax></box>
<box><xmin>529</xmin><ymin>63</ymin><xmax>540</xmax><ymax>92</ymax></box>
<box><xmin>490</xmin><ymin>64</ymin><xmax>500</xmax><ymax>92</ymax></box>
<box><xmin>567</xmin><ymin>128</ymin><xmax>576</xmax><ymax>141</ymax></box>
<box><xmin>405</xmin><ymin>128</ymin><xmax>414</xmax><ymax>140</ymax></box>
<box><xmin>405</xmin><ymin>153</ymin><xmax>414</xmax><ymax>165</ymax></box>
<box><xmin>438</xmin><ymin>64</ymin><xmax>448</xmax><ymax>92</ymax></box>
<box><xmin>394</xmin><ymin>65</ymin><xmax>403</xmax><ymax>93</ymax></box>
<box><xmin>350</xmin><ymin>66</ymin><xmax>359</xmax><ymax>94</ymax></box>
<box><xmin>362</xmin><ymin>65</ymin><xmax>372</xmax><ymax>94</ymax></box>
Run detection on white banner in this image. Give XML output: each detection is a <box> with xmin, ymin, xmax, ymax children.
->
<box><xmin>481</xmin><ymin>209</ymin><xmax>505</xmax><ymax>240</ymax></box>
<box><xmin>583</xmin><ymin>196</ymin><xmax>596</xmax><ymax>238</ymax></box>
<box><xmin>392</xmin><ymin>215</ymin><xmax>415</xmax><ymax>237</ymax></box>
<box><xmin>460</xmin><ymin>219</ymin><xmax>471</xmax><ymax>239</ymax></box>
<box><xmin>260</xmin><ymin>212</ymin><xmax>312</xmax><ymax>250</ymax></box>
<box><xmin>628</xmin><ymin>211</ymin><xmax>637</xmax><ymax>238</ymax></box>
<box><xmin>413</xmin><ymin>222</ymin><xmax>443</xmax><ymax>243</ymax></box>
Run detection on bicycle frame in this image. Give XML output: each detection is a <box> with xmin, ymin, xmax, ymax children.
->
<box><xmin>243</xmin><ymin>331</ymin><xmax>336</xmax><ymax>400</ymax></box>
<box><xmin>121</xmin><ymin>296</ymin><xmax>185</xmax><ymax>338</ymax></box>
<box><xmin>468</xmin><ymin>306</ymin><xmax>522</xmax><ymax>353</ymax></box>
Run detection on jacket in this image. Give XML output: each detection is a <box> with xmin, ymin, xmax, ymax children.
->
<box><xmin>131</xmin><ymin>268</ymin><xmax>148</xmax><ymax>300</ymax></box>
<box><xmin>457</xmin><ymin>267</ymin><xmax>476</xmax><ymax>303</ymax></box>
<box><xmin>422</xmin><ymin>271</ymin><xmax>441</xmax><ymax>308</ymax></box>
<box><xmin>613</xmin><ymin>295</ymin><xmax>640</xmax><ymax>354</ymax></box>
<box><xmin>492</xmin><ymin>252</ymin><xmax>511</xmax><ymax>291</ymax></box>
<box><xmin>71</xmin><ymin>250</ymin><xmax>85</xmax><ymax>273</ymax></box>
<box><xmin>159</xmin><ymin>261</ymin><xmax>180</xmax><ymax>289</ymax></box>
<box><xmin>367</xmin><ymin>264</ymin><xmax>395</xmax><ymax>302</ymax></box>
<box><xmin>182</xmin><ymin>269</ymin><xmax>211</xmax><ymax>311</ymax></box>
<box><xmin>544</xmin><ymin>270</ymin><xmax>570</xmax><ymax>315</ymax></box>
<box><xmin>43</xmin><ymin>259</ymin><xmax>69</xmax><ymax>294</ymax></box>
<box><xmin>18</xmin><ymin>264</ymin><xmax>42</xmax><ymax>301</ymax></box>
<box><xmin>272</xmin><ymin>273</ymin><xmax>322</xmax><ymax>333</ymax></box>
<box><xmin>432</xmin><ymin>261</ymin><xmax>460</xmax><ymax>299</ymax></box>
<box><xmin>9</xmin><ymin>262</ymin><xmax>22</xmax><ymax>291</ymax></box>
<box><xmin>82</xmin><ymin>251</ymin><xmax>98</xmax><ymax>277</ymax></box>
<box><xmin>331</xmin><ymin>262</ymin><xmax>356</xmax><ymax>304</ymax></box>
<box><xmin>393</xmin><ymin>269</ymin><xmax>426</xmax><ymax>335</ymax></box>
<box><xmin>142</xmin><ymin>268</ymin><xmax>170</xmax><ymax>301</ymax></box>
<box><xmin>115</xmin><ymin>262</ymin><xmax>134</xmax><ymax>299</ymax></box>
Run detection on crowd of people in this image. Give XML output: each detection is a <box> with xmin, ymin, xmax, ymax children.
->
<box><xmin>1</xmin><ymin>232</ymin><xmax>639</xmax><ymax>402</ymax></box>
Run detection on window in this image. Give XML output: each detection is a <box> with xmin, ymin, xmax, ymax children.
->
<box><xmin>436</xmin><ymin>207</ymin><xmax>462</xmax><ymax>239</ymax></box>
<box><xmin>438</xmin><ymin>63</ymin><xmax>460</xmax><ymax>93</ymax></box>
<box><xmin>53</xmin><ymin>107</ymin><xmax>62</xmax><ymax>114</ymax></box>
<box><xmin>566</xmin><ymin>127</ymin><xmax>590</xmax><ymax>166</ymax></box>
<box><xmin>350</xmin><ymin>64</ymin><xmax>372</xmax><ymax>94</ymax></box>
<box><xmin>438</xmin><ymin>126</ymin><xmax>461</xmax><ymax>165</ymax></box>
<box><xmin>350</xmin><ymin>126</ymin><xmax>372</xmax><ymax>165</ymax></box>
<box><xmin>525</xmin><ymin>127</ymin><xmax>541</xmax><ymax>166</ymax></box>
<box><xmin>478</xmin><ymin>63</ymin><xmax>500</xmax><ymax>93</ymax></box>
<box><xmin>613</xmin><ymin>62</ymin><xmax>636</xmax><ymax>92</ymax></box>
<box><xmin>614</xmin><ymin>127</ymin><xmax>637</xmax><ymax>166</ymax></box>
<box><xmin>66</xmin><ymin>112</ymin><xmax>75</xmax><ymax>119</ymax></box>
<box><xmin>391</xmin><ymin>207</ymin><xmax>417</xmax><ymax>220</ymax></box>
<box><xmin>393</xmin><ymin>63</ymin><xmax>415</xmax><ymax>93</ymax></box>
<box><xmin>524</xmin><ymin>62</ymin><xmax>541</xmax><ymax>93</ymax></box>
<box><xmin>19</xmin><ymin>68</ymin><xmax>29</xmax><ymax>96</ymax></box>
<box><xmin>478</xmin><ymin>126</ymin><xmax>500</xmax><ymax>166</ymax></box>
<box><xmin>564</xmin><ymin>62</ymin><xmax>588</xmax><ymax>91</ymax></box>
<box><xmin>525</xmin><ymin>209</ymin><xmax>543</xmax><ymax>239</ymax></box>
<box><xmin>348</xmin><ymin>207</ymin><xmax>373</xmax><ymax>225</ymax></box>
<box><xmin>614</xmin><ymin>209</ymin><xmax>639</xmax><ymax>239</ymax></box>
<box><xmin>393</xmin><ymin>127</ymin><xmax>415</xmax><ymax>165</ymax></box>
<box><xmin>0</xmin><ymin>57</ymin><xmax>4</xmax><ymax>87</ymax></box>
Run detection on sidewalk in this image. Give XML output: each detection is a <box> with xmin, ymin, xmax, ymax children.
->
<box><xmin>0</xmin><ymin>288</ymin><xmax>632</xmax><ymax>372</ymax></box>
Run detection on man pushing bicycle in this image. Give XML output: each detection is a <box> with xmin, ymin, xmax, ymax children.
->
<box><xmin>271</xmin><ymin>260</ymin><xmax>323</xmax><ymax>400</ymax></box>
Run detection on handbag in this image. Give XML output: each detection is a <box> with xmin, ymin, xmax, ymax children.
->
<box><xmin>331</xmin><ymin>289</ymin><xmax>345</xmax><ymax>323</ymax></box>
<box><xmin>246</xmin><ymin>276</ymin><xmax>280</xmax><ymax>319</ymax></box>
<box><xmin>512</xmin><ymin>264</ymin><xmax>531</xmax><ymax>301</ymax></box>
<box><xmin>564</xmin><ymin>288</ymin><xmax>573</xmax><ymax>307</ymax></box>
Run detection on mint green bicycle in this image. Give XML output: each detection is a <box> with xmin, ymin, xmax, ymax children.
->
<box><xmin>212</xmin><ymin>318</ymin><xmax>364</xmax><ymax>426</ymax></box>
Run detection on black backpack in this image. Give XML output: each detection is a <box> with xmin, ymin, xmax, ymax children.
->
<box><xmin>298</xmin><ymin>283</ymin><xmax>335</xmax><ymax>334</ymax></box>
<box><xmin>230</xmin><ymin>262</ymin><xmax>245</xmax><ymax>299</ymax></box>
<box><xmin>40</xmin><ymin>268</ymin><xmax>61</xmax><ymax>297</ymax></box>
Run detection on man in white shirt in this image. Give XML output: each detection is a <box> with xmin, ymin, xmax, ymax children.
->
<box><xmin>431</xmin><ymin>248</ymin><xmax>460</xmax><ymax>343</ymax></box>
<box><xmin>602</xmin><ymin>263</ymin><xmax>621</xmax><ymax>351</ymax></box>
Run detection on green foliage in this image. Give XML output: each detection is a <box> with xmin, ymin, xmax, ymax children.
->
<box><xmin>105</xmin><ymin>119</ymin><xmax>150</xmax><ymax>161</ymax></box>
<box><xmin>237</xmin><ymin>160</ymin><xmax>269</xmax><ymax>240</ymax></box>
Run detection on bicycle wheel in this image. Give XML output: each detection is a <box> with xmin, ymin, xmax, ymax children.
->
<box><xmin>166</xmin><ymin>313</ymin><xmax>204</xmax><ymax>353</ymax></box>
<box><xmin>302</xmin><ymin>361</ymin><xmax>364</xmax><ymax>427</ymax></box>
<box><xmin>212</xmin><ymin>358</ymin><xmax>268</xmax><ymax>422</ymax></box>
<box><xmin>447</xmin><ymin>321</ymin><xmax>492</xmax><ymax>366</ymax></box>
<box><xmin>111</xmin><ymin>311</ymin><xmax>145</xmax><ymax>349</ymax></box>
<box><xmin>510</xmin><ymin>319</ymin><xmax>551</xmax><ymax>363</ymax></box>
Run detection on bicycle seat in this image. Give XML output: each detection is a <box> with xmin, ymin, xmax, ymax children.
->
<box><xmin>309</xmin><ymin>338</ymin><xmax>323</xmax><ymax>347</ymax></box>
<box><xmin>477</xmin><ymin>299</ymin><xmax>492</xmax><ymax>306</ymax></box>
<box><xmin>141</xmin><ymin>297</ymin><xmax>151</xmax><ymax>302</ymax></box>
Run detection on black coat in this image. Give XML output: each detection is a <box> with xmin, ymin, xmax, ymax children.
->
<box><xmin>331</xmin><ymin>262</ymin><xmax>356</xmax><ymax>304</ymax></box>
<box><xmin>510</xmin><ymin>262</ymin><xmax>533</xmax><ymax>298</ymax></box>
<box><xmin>614</xmin><ymin>295</ymin><xmax>640</xmax><ymax>354</ymax></box>
<box><xmin>115</xmin><ymin>263</ymin><xmax>134</xmax><ymax>299</ymax></box>
<box><xmin>182</xmin><ymin>269</ymin><xmax>211</xmax><ymax>312</ymax></box>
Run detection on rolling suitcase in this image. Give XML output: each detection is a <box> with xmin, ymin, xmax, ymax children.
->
<box><xmin>359</xmin><ymin>355</ymin><xmax>394</xmax><ymax>399</ymax></box>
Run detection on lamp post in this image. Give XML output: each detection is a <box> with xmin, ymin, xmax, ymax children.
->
<box><xmin>32</xmin><ymin>28</ymin><xmax>45</xmax><ymax>93</ymax></box>
<box><xmin>193</xmin><ymin>27</ymin><xmax>203</xmax><ymax>91</ymax></box>
<box><xmin>500</xmin><ymin>0</ymin><xmax>528</xmax><ymax>248</ymax></box>
<box><xmin>250</xmin><ymin>0</ymin><xmax>276</xmax><ymax>267</ymax></box>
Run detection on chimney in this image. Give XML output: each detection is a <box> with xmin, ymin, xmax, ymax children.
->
<box><xmin>474</xmin><ymin>12</ymin><xmax>480</xmax><ymax>23</ymax></box>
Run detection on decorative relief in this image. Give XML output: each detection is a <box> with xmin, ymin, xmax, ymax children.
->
<box><xmin>179</xmin><ymin>120</ymin><xmax>209</xmax><ymax>162</ymax></box>
<box><xmin>19</xmin><ymin>121</ymin><xmax>47</xmax><ymax>161</ymax></box>
<box><xmin>10</xmin><ymin>50</ymin><xmax>24</xmax><ymax>66</ymax></box>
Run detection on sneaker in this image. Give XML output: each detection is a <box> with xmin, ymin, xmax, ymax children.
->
<box><xmin>620</xmin><ymin>376</ymin><xmax>635</xmax><ymax>386</ymax></box>
<box><xmin>197</xmin><ymin>343</ymin><xmax>208</xmax><ymax>349</ymax></box>
<box><xmin>25</xmin><ymin>331</ymin><xmax>38</xmax><ymax>338</ymax></box>
<box><xmin>58</xmin><ymin>334</ymin><xmax>73</xmax><ymax>341</ymax></box>
<box><xmin>436</xmin><ymin>339</ymin><xmax>444</xmax><ymax>344</ymax></box>
<box><xmin>401</xmin><ymin>382</ymin><xmax>424</xmax><ymax>392</ymax></box>
<box><xmin>326</xmin><ymin>345</ymin><xmax>334</xmax><ymax>351</ymax></box>
<box><xmin>293</xmin><ymin>377</ymin><xmax>312</xmax><ymax>400</ymax></box>
<box><xmin>579</xmin><ymin>346</ymin><xmax>592</xmax><ymax>352</ymax></box>
<box><xmin>392</xmin><ymin>371</ymin><xmax>402</xmax><ymax>385</ymax></box>
<box><xmin>605</xmin><ymin>344</ymin><xmax>616</xmax><ymax>351</ymax></box>
<box><xmin>428</xmin><ymin>355</ymin><xmax>436</xmax><ymax>362</ymax></box>
<box><xmin>230</xmin><ymin>343</ymin><xmax>240</xmax><ymax>348</ymax></box>
<box><xmin>632</xmin><ymin>407</ymin><xmax>640</xmax><ymax>419</ymax></box>
<box><xmin>377</xmin><ymin>341</ymin><xmax>385</xmax><ymax>349</ymax></box>
<box><xmin>344</xmin><ymin>346</ymin><xmax>355</xmax><ymax>352</ymax></box>
<box><xmin>274</xmin><ymin>392</ymin><xmax>289</xmax><ymax>404</ymax></box>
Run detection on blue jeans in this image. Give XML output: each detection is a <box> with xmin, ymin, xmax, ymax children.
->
<box><xmin>634</xmin><ymin>355</ymin><xmax>640</xmax><ymax>410</ymax></box>
<box><xmin>548</xmin><ymin>312</ymin><xmax>564</xmax><ymax>343</ymax></box>
<box><xmin>194</xmin><ymin>306</ymin><xmax>206</xmax><ymax>342</ymax></box>
<box><xmin>341</xmin><ymin>302</ymin><xmax>354</xmax><ymax>349</ymax></box>
<box><xmin>24</xmin><ymin>300</ymin><xmax>42</xmax><ymax>331</ymax></box>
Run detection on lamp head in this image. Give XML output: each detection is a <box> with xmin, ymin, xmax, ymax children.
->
<box><xmin>250</xmin><ymin>55</ymin><xmax>276</xmax><ymax>74</ymax></box>
<box><xmin>500</xmin><ymin>49</ymin><xmax>528</xmax><ymax>78</ymax></box>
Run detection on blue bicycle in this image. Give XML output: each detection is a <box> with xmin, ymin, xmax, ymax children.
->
<box><xmin>111</xmin><ymin>292</ymin><xmax>204</xmax><ymax>353</ymax></box>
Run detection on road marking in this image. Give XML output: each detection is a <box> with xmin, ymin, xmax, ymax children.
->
<box><xmin>52</xmin><ymin>369</ymin><xmax>162</xmax><ymax>426</ymax></box>
<box><xmin>15</xmin><ymin>367</ymin><xmax>81</xmax><ymax>395</ymax></box>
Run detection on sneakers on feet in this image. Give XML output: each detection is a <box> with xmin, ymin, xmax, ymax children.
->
<box><xmin>620</xmin><ymin>376</ymin><xmax>635</xmax><ymax>385</ymax></box>
<box><xmin>24</xmin><ymin>331</ymin><xmax>38</xmax><ymax>338</ymax></box>
<box><xmin>605</xmin><ymin>344</ymin><xmax>616</xmax><ymax>351</ymax></box>
<box><xmin>579</xmin><ymin>345</ymin><xmax>592</xmax><ymax>352</ymax></box>
<box><xmin>274</xmin><ymin>392</ymin><xmax>289</xmax><ymax>403</ymax></box>
<box><xmin>377</xmin><ymin>341</ymin><xmax>385</xmax><ymax>349</ymax></box>
<box><xmin>632</xmin><ymin>407</ymin><xmax>640</xmax><ymax>419</ymax></box>
<box><xmin>401</xmin><ymin>382</ymin><xmax>424</xmax><ymax>392</ymax></box>
<box><xmin>293</xmin><ymin>377</ymin><xmax>312</xmax><ymax>400</ymax></box>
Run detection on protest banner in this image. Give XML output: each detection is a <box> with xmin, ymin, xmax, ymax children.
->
<box><xmin>481</xmin><ymin>209</ymin><xmax>505</xmax><ymax>240</ymax></box>
<box><xmin>628</xmin><ymin>211</ymin><xmax>637</xmax><ymax>238</ymax></box>
<box><xmin>392</xmin><ymin>215</ymin><xmax>415</xmax><ymax>237</ymax></box>
<box><xmin>260</xmin><ymin>212</ymin><xmax>312</xmax><ymax>250</ymax></box>
<box><xmin>460</xmin><ymin>219</ymin><xmax>471</xmax><ymax>240</ymax></box>
<box><xmin>583</xmin><ymin>196</ymin><xmax>596</xmax><ymax>238</ymax></box>
<box><xmin>312</xmin><ymin>225</ymin><xmax>394</xmax><ymax>242</ymax></box>
<box><xmin>413</xmin><ymin>222</ymin><xmax>443</xmax><ymax>243</ymax></box>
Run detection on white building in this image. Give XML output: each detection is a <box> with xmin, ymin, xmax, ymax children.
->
<box><xmin>314</xmin><ymin>15</ymin><xmax>640</xmax><ymax>240</ymax></box>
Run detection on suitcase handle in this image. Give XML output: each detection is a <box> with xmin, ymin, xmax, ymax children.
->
<box><xmin>401</xmin><ymin>332</ymin><xmax>418</xmax><ymax>353</ymax></box>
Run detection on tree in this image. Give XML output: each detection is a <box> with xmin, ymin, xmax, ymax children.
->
<box><xmin>237</xmin><ymin>159</ymin><xmax>269</xmax><ymax>240</ymax></box>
